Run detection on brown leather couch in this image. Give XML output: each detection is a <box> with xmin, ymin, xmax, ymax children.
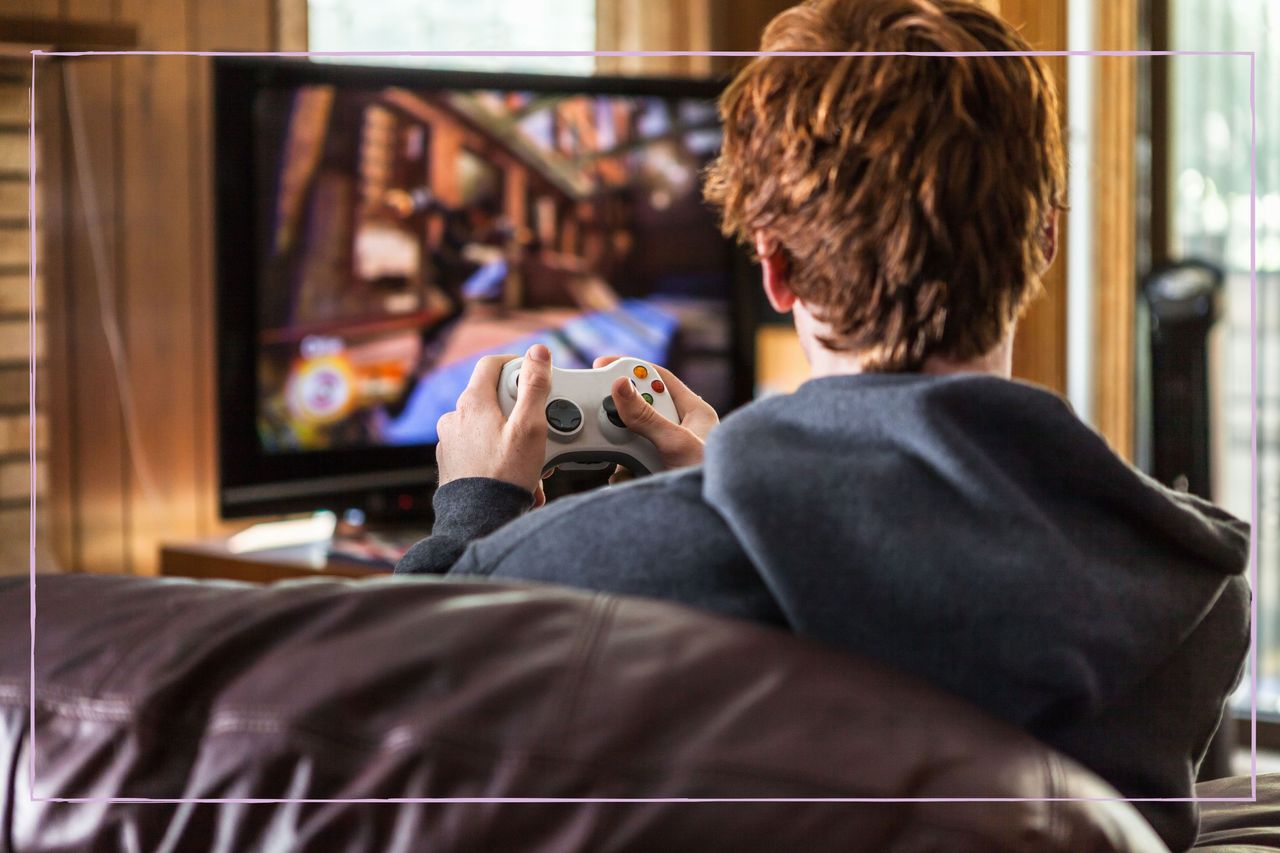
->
<box><xmin>0</xmin><ymin>574</ymin><xmax>1267</xmax><ymax>851</ymax></box>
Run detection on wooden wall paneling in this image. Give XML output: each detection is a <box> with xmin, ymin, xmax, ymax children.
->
<box><xmin>683</xmin><ymin>0</ymin><xmax>714</xmax><ymax>77</ymax></box>
<box><xmin>0</xmin><ymin>1</ymin><xmax>45</xmax><ymax>19</ymax></box>
<box><xmin>995</xmin><ymin>0</ymin><xmax>1069</xmax><ymax>395</ymax></box>
<box><xmin>708</xmin><ymin>0</ymin><xmax>794</xmax><ymax>71</ymax></box>
<box><xmin>116</xmin><ymin>1</ymin><xmax>196</xmax><ymax>574</ymax></box>
<box><xmin>40</xmin><ymin>53</ymin><xmax>76</xmax><ymax>571</ymax></box>
<box><xmin>274</xmin><ymin>0</ymin><xmax>307</xmax><ymax>53</ymax></box>
<box><xmin>193</xmin><ymin>0</ymin><xmax>272</xmax><ymax>51</ymax></box>
<box><xmin>594</xmin><ymin>0</ymin><xmax>704</xmax><ymax>76</ymax></box>
<box><xmin>57</xmin><ymin>2</ymin><xmax>114</xmax><ymax>34</ymax></box>
<box><xmin>1092</xmin><ymin>0</ymin><xmax>1138</xmax><ymax>460</ymax></box>
<box><xmin>58</xmin><ymin>51</ymin><xmax>128</xmax><ymax>572</ymax></box>
<box><xmin>187</xmin><ymin>0</ymin><xmax>275</xmax><ymax>540</ymax></box>
<box><xmin>595</xmin><ymin>0</ymin><xmax>796</xmax><ymax>76</ymax></box>
<box><xmin>0</xmin><ymin>14</ymin><xmax>136</xmax><ymax>47</ymax></box>
<box><xmin>37</xmin><ymin>0</ymin><xmax>275</xmax><ymax>571</ymax></box>
<box><xmin>643</xmin><ymin>0</ymin><xmax>686</xmax><ymax>75</ymax></box>
<box><xmin>185</xmin><ymin>19</ymin><xmax>219</xmax><ymax>540</ymax></box>
<box><xmin>595</xmin><ymin>0</ymin><xmax>636</xmax><ymax>74</ymax></box>
<box><xmin>22</xmin><ymin>0</ymin><xmax>138</xmax><ymax>573</ymax></box>
<box><xmin>593</xmin><ymin>0</ymin><xmax>620</xmax><ymax>73</ymax></box>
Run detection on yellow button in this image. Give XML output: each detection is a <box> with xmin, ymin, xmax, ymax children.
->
<box><xmin>632</xmin><ymin>365</ymin><xmax>649</xmax><ymax>379</ymax></box>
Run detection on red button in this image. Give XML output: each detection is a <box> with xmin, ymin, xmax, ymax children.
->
<box><xmin>651</xmin><ymin>379</ymin><xmax>665</xmax><ymax>393</ymax></box>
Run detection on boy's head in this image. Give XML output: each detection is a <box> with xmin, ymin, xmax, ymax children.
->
<box><xmin>705</xmin><ymin>0</ymin><xmax>1067</xmax><ymax>373</ymax></box>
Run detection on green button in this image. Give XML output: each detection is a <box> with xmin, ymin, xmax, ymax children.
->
<box><xmin>642</xmin><ymin>392</ymin><xmax>654</xmax><ymax>405</ymax></box>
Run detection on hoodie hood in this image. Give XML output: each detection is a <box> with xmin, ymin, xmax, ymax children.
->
<box><xmin>703</xmin><ymin>372</ymin><xmax>1250</xmax><ymax>727</ymax></box>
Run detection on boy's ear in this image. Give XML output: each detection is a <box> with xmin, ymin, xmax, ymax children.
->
<box><xmin>1040</xmin><ymin>209</ymin><xmax>1059</xmax><ymax>272</ymax></box>
<box><xmin>755</xmin><ymin>232</ymin><xmax>796</xmax><ymax>314</ymax></box>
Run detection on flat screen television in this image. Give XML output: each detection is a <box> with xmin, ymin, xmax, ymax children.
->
<box><xmin>215</xmin><ymin>57</ymin><xmax>757</xmax><ymax>521</ymax></box>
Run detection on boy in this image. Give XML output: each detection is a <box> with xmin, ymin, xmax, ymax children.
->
<box><xmin>398</xmin><ymin>2</ymin><xmax>1250</xmax><ymax>847</ymax></box>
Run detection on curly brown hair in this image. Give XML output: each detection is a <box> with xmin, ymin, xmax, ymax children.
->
<box><xmin>704</xmin><ymin>0</ymin><xmax>1067</xmax><ymax>371</ymax></box>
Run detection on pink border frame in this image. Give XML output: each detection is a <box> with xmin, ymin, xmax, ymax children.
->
<box><xmin>26</xmin><ymin>47</ymin><xmax>1260</xmax><ymax>805</ymax></box>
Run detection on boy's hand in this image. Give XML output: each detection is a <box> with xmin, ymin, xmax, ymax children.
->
<box><xmin>594</xmin><ymin>355</ymin><xmax>719</xmax><ymax>475</ymax></box>
<box><xmin>436</xmin><ymin>344</ymin><xmax>553</xmax><ymax>505</ymax></box>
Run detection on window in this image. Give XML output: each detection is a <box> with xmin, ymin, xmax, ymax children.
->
<box><xmin>1169</xmin><ymin>1</ymin><xmax>1278</xmax><ymax>711</ymax></box>
<box><xmin>307</xmin><ymin>0</ymin><xmax>596</xmax><ymax>74</ymax></box>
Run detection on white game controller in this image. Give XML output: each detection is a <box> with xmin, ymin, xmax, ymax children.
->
<box><xmin>497</xmin><ymin>356</ymin><xmax>679</xmax><ymax>476</ymax></box>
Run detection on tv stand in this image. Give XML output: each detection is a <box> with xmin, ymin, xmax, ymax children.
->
<box><xmin>158</xmin><ymin>531</ymin><xmax>425</xmax><ymax>583</ymax></box>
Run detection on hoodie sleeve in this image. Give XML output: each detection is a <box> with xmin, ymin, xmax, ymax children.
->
<box><xmin>394</xmin><ymin>478</ymin><xmax>534</xmax><ymax>574</ymax></box>
<box><xmin>399</xmin><ymin>469</ymin><xmax>788</xmax><ymax>627</ymax></box>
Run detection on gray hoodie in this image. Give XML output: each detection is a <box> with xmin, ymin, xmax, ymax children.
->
<box><xmin>397</xmin><ymin>372</ymin><xmax>1251</xmax><ymax>851</ymax></box>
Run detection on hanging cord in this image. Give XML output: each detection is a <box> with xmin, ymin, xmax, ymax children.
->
<box><xmin>62</xmin><ymin>64</ymin><xmax>166</xmax><ymax>515</ymax></box>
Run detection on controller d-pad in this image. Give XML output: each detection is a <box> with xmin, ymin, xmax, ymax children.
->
<box><xmin>602</xmin><ymin>395</ymin><xmax>625</xmax><ymax>429</ymax></box>
<box><xmin>545</xmin><ymin>399</ymin><xmax>583</xmax><ymax>434</ymax></box>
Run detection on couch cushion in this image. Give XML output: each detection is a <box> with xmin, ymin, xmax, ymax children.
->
<box><xmin>0</xmin><ymin>574</ymin><xmax>1166</xmax><ymax>851</ymax></box>
<box><xmin>1194</xmin><ymin>773</ymin><xmax>1280</xmax><ymax>849</ymax></box>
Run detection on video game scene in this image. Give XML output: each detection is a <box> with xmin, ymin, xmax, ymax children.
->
<box><xmin>253</xmin><ymin>82</ymin><xmax>735</xmax><ymax>453</ymax></box>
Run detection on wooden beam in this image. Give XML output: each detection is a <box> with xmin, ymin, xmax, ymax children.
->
<box><xmin>274</xmin><ymin>0</ymin><xmax>308</xmax><ymax>53</ymax></box>
<box><xmin>594</xmin><ymin>0</ymin><xmax>793</xmax><ymax>76</ymax></box>
<box><xmin>996</xmin><ymin>0</ymin><xmax>1069</xmax><ymax>396</ymax></box>
<box><xmin>706</xmin><ymin>0</ymin><xmax>794</xmax><ymax>75</ymax></box>
<box><xmin>39</xmin><ymin>0</ymin><xmax>280</xmax><ymax>573</ymax></box>
<box><xmin>58</xmin><ymin>52</ymin><xmax>130</xmax><ymax>572</ymax></box>
<box><xmin>0</xmin><ymin>15</ymin><xmax>136</xmax><ymax>50</ymax></box>
<box><xmin>1093</xmin><ymin>0</ymin><xmax>1138</xmax><ymax>460</ymax></box>
<box><xmin>39</xmin><ymin>55</ymin><xmax>75</xmax><ymax>572</ymax></box>
<box><xmin>188</xmin><ymin>0</ymin><xmax>277</xmax><ymax>542</ymax></box>
<box><xmin>594</xmin><ymin>0</ymin><xmax>695</xmax><ymax>76</ymax></box>
<box><xmin>116</xmin><ymin>0</ymin><xmax>197</xmax><ymax>575</ymax></box>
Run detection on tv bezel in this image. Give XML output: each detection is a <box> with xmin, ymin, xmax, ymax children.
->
<box><xmin>214</xmin><ymin>57</ymin><xmax>758</xmax><ymax>520</ymax></box>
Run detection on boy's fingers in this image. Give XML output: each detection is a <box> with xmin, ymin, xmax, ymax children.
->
<box><xmin>464</xmin><ymin>354</ymin><xmax>516</xmax><ymax>399</ymax></box>
<box><xmin>611</xmin><ymin>376</ymin><xmax>685</xmax><ymax>453</ymax></box>
<box><xmin>592</xmin><ymin>358</ymin><xmax>705</xmax><ymax>424</ymax></box>
<box><xmin>509</xmin><ymin>344</ymin><xmax>553</xmax><ymax>432</ymax></box>
<box><xmin>647</xmin><ymin>362</ymin><xmax>705</xmax><ymax>422</ymax></box>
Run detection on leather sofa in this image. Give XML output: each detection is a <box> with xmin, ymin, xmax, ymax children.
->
<box><xmin>0</xmin><ymin>573</ymin><xmax>1270</xmax><ymax>851</ymax></box>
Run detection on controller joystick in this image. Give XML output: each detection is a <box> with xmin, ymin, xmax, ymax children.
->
<box><xmin>601</xmin><ymin>395</ymin><xmax>626</xmax><ymax>430</ymax></box>
<box><xmin>497</xmin><ymin>357</ymin><xmax>679</xmax><ymax>475</ymax></box>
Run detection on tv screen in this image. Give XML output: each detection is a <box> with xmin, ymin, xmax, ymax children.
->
<box><xmin>216</xmin><ymin>59</ymin><xmax>754</xmax><ymax>518</ymax></box>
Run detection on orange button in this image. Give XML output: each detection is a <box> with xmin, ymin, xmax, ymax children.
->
<box><xmin>632</xmin><ymin>365</ymin><xmax>649</xmax><ymax>379</ymax></box>
<box><xmin>651</xmin><ymin>379</ymin><xmax>665</xmax><ymax>393</ymax></box>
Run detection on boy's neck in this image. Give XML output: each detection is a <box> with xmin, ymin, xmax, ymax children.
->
<box><xmin>801</xmin><ymin>330</ymin><xmax>1015</xmax><ymax>381</ymax></box>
